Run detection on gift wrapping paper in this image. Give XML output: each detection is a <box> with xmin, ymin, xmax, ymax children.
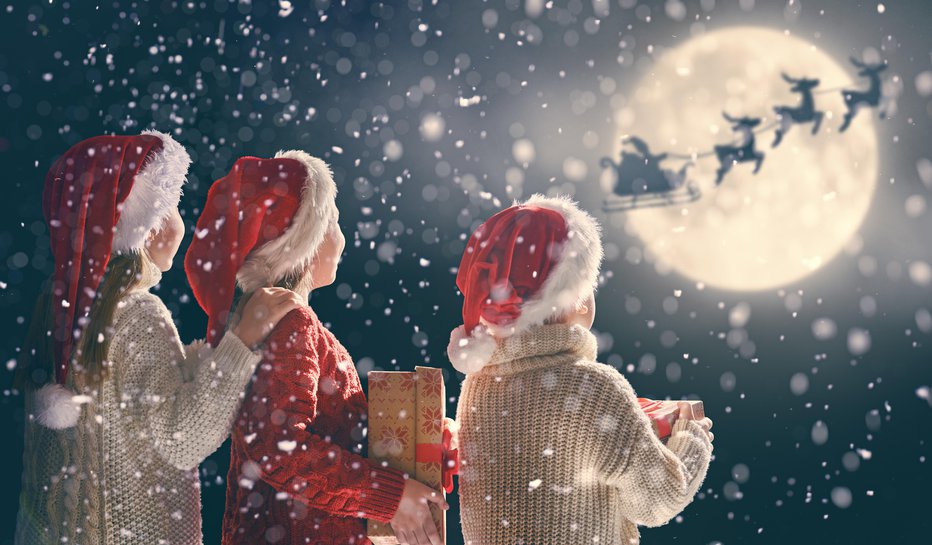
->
<box><xmin>638</xmin><ymin>398</ymin><xmax>705</xmax><ymax>440</ymax></box>
<box><xmin>367</xmin><ymin>366</ymin><xmax>447</xmax><ymax>544</ymax></box>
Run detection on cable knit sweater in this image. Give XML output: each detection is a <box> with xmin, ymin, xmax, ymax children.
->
<box><xmin>16</xmin><ymin>275</ymin><xmax>261</xmax><ymax>545</ymax></box>
<box><xmin>456</xmin><ymin>323</ymin><xmax>712</xmax><ymax>545</ymax></box>
<box><xmin>222</xmin><ymin>305</ymin><xmax>406</xmax><ymax>545</ymax></box>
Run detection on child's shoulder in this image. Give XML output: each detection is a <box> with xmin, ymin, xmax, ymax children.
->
<box><xmin>118</xmin><ymin>289</ymin><xmax>165</xmax><ymax>309</ymax></box>
<box><xmin>266</xmin><ymin>306</ymin><xmax>316</xmax><ymax>346</ymax></box>
<box><xmin>570</xmin><ymin>357</ymin><xmax>638</xmax><ymax>400</ymax></box>
<box><xmin>282</xmin><ymin>305</ymin><xmax>319</xmax><ymax>328</ymax></box>
<box><xmin>265</xmin><ymin>305</ymin><xmax>344</xmax><ymax>356</ymax></box>
<box><xmin>113</xmin><ymin>290</ymin><xmax>172</xmax><ymax>325</ymax></box>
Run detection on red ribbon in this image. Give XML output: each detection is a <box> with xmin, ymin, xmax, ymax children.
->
<box><xmin>637</xmin><ymin>398</ymin><xmax>665</xmax><ymax>412</ymax></box>
<box><xmin>414</xmin><ymin>427</ymin><xmax>459</xmax><ymax>494</ymax></box>
<box><xmin>638</xmin><ymin>397</ymin><xmax>676</xmax><ymax>439</ymax></box>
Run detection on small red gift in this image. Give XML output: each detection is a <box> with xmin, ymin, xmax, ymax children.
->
<box><xmin>638</xmin><ymin>398</ymin><xmax>705</xmax><ymax>440</ymax></box>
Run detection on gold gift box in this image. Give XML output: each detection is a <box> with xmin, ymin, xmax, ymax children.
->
<box><xmin>368</xmin><ymin>366</ymin><xmax>447</xmax><ymax>544</ymax></box>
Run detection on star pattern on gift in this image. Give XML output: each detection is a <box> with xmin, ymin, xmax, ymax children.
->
<box><xmin>378</xmin><ymin>426</ymin><xmax>410</xmax><ymax>456</ymax></box>
<box><xmin>420</xmin><ymin>371</ymin><xmax>443</xmax><ymax>397</ymax></box>
<box><xmin>368</xmin><ymin>373</ymin><xmax>390</xmax><ymax>389</ymax></box>
<box><xmin>397</xmin><ymin>374</ymin><xmax>416</xmax><ymax>392</ymax></box>
<box><xmin>420</xmin><ymin>407</ymin><xmax>443</xmax><ymax>435</ymax></box>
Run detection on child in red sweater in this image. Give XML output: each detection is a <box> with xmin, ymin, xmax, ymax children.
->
<box><xmin>185</xmin><ymin>151</ymin><xmax>445</xmax><ymax>545</ymax></box>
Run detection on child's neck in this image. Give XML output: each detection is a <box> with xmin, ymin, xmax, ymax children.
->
<box><xmin>292</xmin><ymin>274</ymin><xmax>315</xmax><ymax>301</ymax></box>
<box><xmin>296</xmin><ymin>286</ymin><xmax>312</xmax><ymax>301</ymax></box>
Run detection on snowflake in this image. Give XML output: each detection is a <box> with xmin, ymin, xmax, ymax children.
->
<box><xmin>420</xmin><ymin>370</ymin><xmax>443</xmax><ymax>397</ymax></box>
<box><xmin>397</xmin><ymin>373</ymin><xmax>416</xmax><ymax>392</ymax></box>
<box><xmin>378</xmin><ymin>426</ymin><xmax>410</xmax><ymax>456</ymax></box>
<box><xmin>420</xmin><ymin>407</ymin><xmax>443</xmax><ymax>435</ymax></box>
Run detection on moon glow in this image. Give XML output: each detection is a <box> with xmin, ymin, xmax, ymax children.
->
<box><xmin>612</xmin><ymin>27</ymin><xmax>879</xmax><ymax>292</ymax></box>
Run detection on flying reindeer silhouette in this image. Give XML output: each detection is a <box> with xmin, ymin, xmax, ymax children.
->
<box><xmin>840</xmin><ymin>57</ymin><xmax>888</xmax><ymax>132</ymax></box>
<box><xmin>772</xmin><ymin>72</ymin><xmax>824</xmax><ymax>148</ymax></box>
<box><xmin>713</xmin><ymin>112</ymin><xmax>765</xmax><ymax>185</ymax></box>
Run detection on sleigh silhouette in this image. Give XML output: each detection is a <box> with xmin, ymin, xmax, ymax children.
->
<box><xmin>600</xmin><ymin>143</ymin><xmax>700</xmax><ymax>212</ymax></box>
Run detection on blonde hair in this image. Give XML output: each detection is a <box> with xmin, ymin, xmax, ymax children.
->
<box><xmin>17</xmin><ymin>251</ymin><xmax>160</xmax><ymax>389</ymax></box>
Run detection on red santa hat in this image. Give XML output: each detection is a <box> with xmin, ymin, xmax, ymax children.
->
<box><xmin>38</xmin><ymin>129</ymin><xmax>191</xmax><ymax>428</ymax></box>
<box><xmin>184</xmin><ymin>150</ymin><xmax>338</xmax><ymax>346</ymax></box>
<box><xmin>447</xmin><ymin>194</ymin><xmax>603</xmax><ymax>374</ymax></box>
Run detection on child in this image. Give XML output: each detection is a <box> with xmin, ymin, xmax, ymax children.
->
<box><xmin>448</xmin><ymin>195</ymin><xmax>714</xmax><ymax>545</ymax></box>
<box><xmin>15</xmin><ymin>131</ymin><xmax>301</xmax><ymax>545</ymax></box>
<box><xmin>185</xmin><ymin>150</ymin><xmax>446</xmax><ymax>545</ymax></box>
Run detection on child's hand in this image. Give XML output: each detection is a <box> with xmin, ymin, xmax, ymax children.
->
<box><xmin>232</xmin><ymin>287</ymin><xmax>304</xmax><ymax>349</ymax></box>
<box><xmin>390</xmin><ymin>478</ymin><xmax>448</xmax><ymax>545</ymax></box>
<box><xmin>678</xmin><ymin>402</ymin><xmax>714</xmax><ymax>442</ymax></box>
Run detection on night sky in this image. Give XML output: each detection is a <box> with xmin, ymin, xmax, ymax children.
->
<box><xmin>2</xmin><ymin>1</ymin><xmax>931</xmax><ymax>544</ymax></box>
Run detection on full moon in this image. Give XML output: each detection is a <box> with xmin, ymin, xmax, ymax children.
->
<box><xmin>607</xmin><ymin>27</ymin><xmax>879</xmax><ymax>292</ymax></box>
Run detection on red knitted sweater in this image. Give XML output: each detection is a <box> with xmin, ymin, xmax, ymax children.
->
<box><xmin>222</xmin><ymin>306</ymin><xmax>405</xmax><ymax>545</ymax></box>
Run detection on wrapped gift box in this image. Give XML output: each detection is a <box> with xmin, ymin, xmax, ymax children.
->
<box><xmin>368</xmin><ymin>366</ymin><xmax>447</xmax><ymax>544</ymax></box>
<box><xmin>638</xmin><ymin>398</ymin><xmax>705</xmax><ymax>440</ymax></box>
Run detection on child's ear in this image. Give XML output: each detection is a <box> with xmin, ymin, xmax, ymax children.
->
<box><xmin>576</xmin><ymin>292</ymin><xmax>595</xmax><ymax>314</ymax></box>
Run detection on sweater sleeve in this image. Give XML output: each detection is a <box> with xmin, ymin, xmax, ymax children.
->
<box><xmin>236</xmin><ymin>316</ymin><xmax>406</xmax><ymax>523</ymax></box>
<box><xmin>599</xmin><ymin>373</ymin><xmax>712</xmax><ymax>528</ymax></box>
<box><xmin>111</xmin><ymin>292</ymin><xmax>261</xmax><ymax>471</ymax></box>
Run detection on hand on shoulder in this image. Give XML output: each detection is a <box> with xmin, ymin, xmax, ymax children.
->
<box><xmin>232</xmin><ymin>288</ymin><xmax>305</xmax><ymax>349</ymax></box>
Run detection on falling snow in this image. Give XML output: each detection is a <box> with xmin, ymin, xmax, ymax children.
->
<box><xmin>0</xmin><ymin>0</ymin><xmax>930</xmax><ymax>544</ymax></box>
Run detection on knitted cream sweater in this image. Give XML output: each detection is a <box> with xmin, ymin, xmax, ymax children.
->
<box><xmin>456</xmin><ymin>323</ymin><xmax>712</xmax><ymax>545</ymax></box>
<box><xmin>16</xmin><ymin>276</ymin><xmax>261</xmax><ymax>545</ymax></box>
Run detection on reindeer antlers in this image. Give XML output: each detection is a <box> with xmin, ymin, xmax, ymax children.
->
<box><xmin>722</xmin><ymin>112</ymin><xmax>761</xmax><ymax>126</ymax></box>
<box><xmin>850</xmin><ymin>56</ymin><xmax>887</xmax><ymax>70</ymax></box>
<box><xmin>781</xmin><ymin>72</ymin><xmax>798</xmax><ymax>84</ymax></box>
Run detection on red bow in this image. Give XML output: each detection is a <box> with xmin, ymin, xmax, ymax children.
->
<box><xmin>414</xmin><ymin>426</ymin><xmax>459</xmax><ymax>494</ymax></box>
<box><xmin>441</xmin><ymin>426</ymin><xmax>459</xmax><ymax>494</ymax></box>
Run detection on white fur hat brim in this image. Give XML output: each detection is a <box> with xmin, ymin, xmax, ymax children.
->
<box><xmin>112</xmin><ymin>130</ymin><xmax>192</xmax><ymax>253</ymax></box>
<box><xmin>506</xmin><ymin>194</ymin><xmax>603</xmax><ymax>333</ymax></box>
<box><xmin>447</xmin><ymin>194</ymin><xmax>603</xmax><ymax>374</ymax></box>
<box><xmin>235</xmin><ymin>150</ymin><xmax>339</xmax><ymax>292</ymax></box>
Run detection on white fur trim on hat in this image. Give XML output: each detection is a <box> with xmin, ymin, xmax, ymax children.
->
<box><xmin>34</xmin><ymin>383</ymin><xmax>82</xmax><ymax>429</ymax></box>
<box><xmin>446</xmin><ymin>194</ymin><xmax>603</xmax><ymax>373</ymax></box>
<box><xmin>447</xmin><ymin>325</ymin><xmax>498</xmax><ymax>374</ymax></box>
<box><xmin>236</xmin><ymin>150</ymin><xmax>340</xmax><ymax>292</ymax></box>
<box><xmin>509</xmin><ymin>194</ymin><xmax>603</xmax><ymax>332</ymax></box>
<box><xmin>112</xmin><ymin>130</ymin><xmax>192</xmax><ymax>253</ymax></box>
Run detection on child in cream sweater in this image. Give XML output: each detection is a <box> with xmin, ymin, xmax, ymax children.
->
<box><xmin>448</xmin><ymin>195</ymin><xmax>714</xmax><ymax>545</ymax></box>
